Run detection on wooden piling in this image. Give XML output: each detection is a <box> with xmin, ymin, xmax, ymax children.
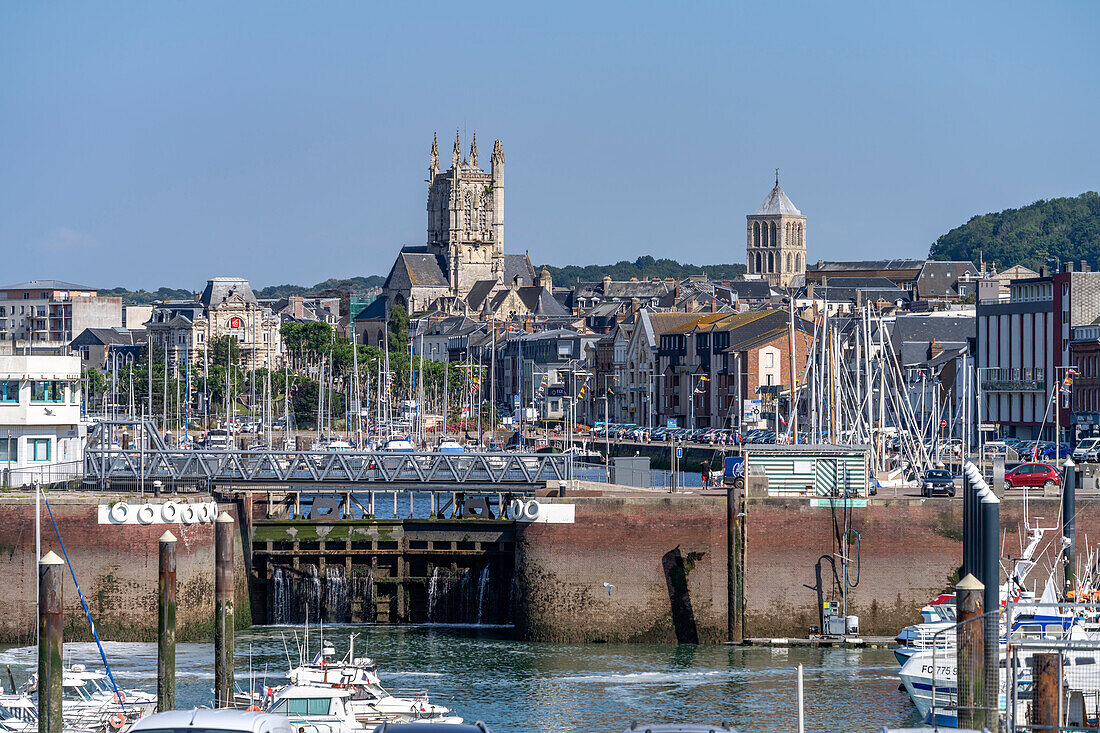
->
<box><xmin>214</xmin><ymin>512</ymin><xmax>234</xmax><ymax>708</ymax></box>
<box><xmin>955</xmin><ymin>573</ymin><xmax>985</xmax><ymax>730</ymax></box>
<box><xmin>726</xmin><ymin>484</ymin><xmax>742</xmax><ymax>641</ymax></box>
<box><xmin>38</xmin><ymin>551</ymin><xmax>63</xmax><ymax>733</ymax></box>
<box><xmin>158</xmin><ymin>531</ymin><xmax>177</xmax><ymax>712</ymax></box>
<box><xmin>1033</xmin><ymin>652</ymin><xmax>1060</xmax><ymax>729</ymax></box>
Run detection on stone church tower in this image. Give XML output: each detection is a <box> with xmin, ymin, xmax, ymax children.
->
<box><xmin>426</xmin><ymin>130</ymin><xmax>506</xmax><ymax>295</ymax></box>
<box><xmin>746</xmin><ymin>173</ymin><xmax>806</xmax><ymax>287</ymax></box>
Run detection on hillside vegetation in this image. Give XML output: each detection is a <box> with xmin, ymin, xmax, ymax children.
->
<box><xmin>540</xmin><ymin>255</ymin><xmax>746</xmax><ymax>285</ymax></box>
<box><xmin>929</xmin><ymin>192</ymin><xmax>1100</xmax><ymax>271</ymax></box>
<box><xmin>104</xmin><ymin>276</ymin><xmax>385</xmax><ymax>304</ymax></box>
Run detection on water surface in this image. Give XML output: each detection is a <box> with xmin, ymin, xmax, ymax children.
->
<box><xmin>0</xmin><ymin>625</ymin><xmax>921</xmax><ymax>732</ymax></box>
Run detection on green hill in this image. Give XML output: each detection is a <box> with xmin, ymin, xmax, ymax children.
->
<box><xmin>929</xmin><ymin>192</ymin><xmax>1100</xmax><ymax>271</ymax></box>
<box><xmin>541</xmin><ymin>256</ymin><xmax>745</xmax><ymax>285</ymax></box>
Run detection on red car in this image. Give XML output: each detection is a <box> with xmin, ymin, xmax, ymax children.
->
<box><xmin>1004</xmin><ymin>462</ymin><xmax>1061</xmax><ymax>489</ymax></box>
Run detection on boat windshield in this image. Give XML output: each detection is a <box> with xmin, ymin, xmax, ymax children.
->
<box><xmin>270</xmin><ymin>698</ymin><xmax>334</xmax><ymax>716</ymax></box>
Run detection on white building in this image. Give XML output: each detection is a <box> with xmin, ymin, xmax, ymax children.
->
<box><xmin>0</xmin><ymin>354</ymin><xmax>84</xmax><ymax>486</ymax></box>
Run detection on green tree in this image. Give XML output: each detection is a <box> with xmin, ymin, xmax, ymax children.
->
<box><xmin>388</xmin><ymin>303</ymin><xmax>409</xmax><ymax>354</ymax></box>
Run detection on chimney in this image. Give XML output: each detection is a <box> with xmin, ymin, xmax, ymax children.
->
<box><xmin>602</xmin><ymin>274</ymin><xmax>612</xmax><ymax>291</ymax></box>
<box><xmin>674</xmin><ymin>280</ymin><xmax>680</xmax><ymax>301</ymax></box>
<box><xmin>1065</xmin><ymin>262</ymin><xmax>1075</xmax><ymax>273</ymax></box>
<box><xmin>929</xmin><ymin>337</ymin><xmax>943</xmax><ymax>360</ymax></box>
<box><xmin>1040</xmin><ymin>266</ymin><xmax>1048</xmax><ymax>278</ymax></box>
<box><xmin>1082</xmin><ymin>260</ymin><xmax>1090</xmax><ymax>272</ymax></box>
<box><xmin>806</xmin><ymin>282</ymin><xmax>814</xmax><ymax>299</ymax></box>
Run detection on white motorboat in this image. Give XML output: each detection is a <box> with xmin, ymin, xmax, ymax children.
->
<box><xmin>0</xmin><ymin>692</ymin><xmax>36</xmax><ymax>733</ymax></box>
<box><xmin>22</xmin><ymin>665</ymin><xmax>156</xmax><ymax>733</ymax></box>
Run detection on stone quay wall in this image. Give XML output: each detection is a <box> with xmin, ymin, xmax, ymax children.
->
<box><xmin>0</xmin><ymin>492</ymin><xmax>248</xmax><ymax>644</ymax></box>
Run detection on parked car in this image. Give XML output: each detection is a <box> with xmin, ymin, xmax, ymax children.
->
<box><xmin>1040</xmin><ymin>442</ymin><xmax>1071</xmax><ymax>460</ymax></box>
<box><xmin>1073</xmin><ymin>437</ymin><xmax>1100</xmax><ymax>463</ymax></box>
<box><xmin>920</xmin><ymin>468</ymin><xmax>956</xmax><ymax>497</ymax></box>
<box><xmin>1004</xmin><ymin>462</ymin><xmax>1061</xmax><ymax>489</ymax></box>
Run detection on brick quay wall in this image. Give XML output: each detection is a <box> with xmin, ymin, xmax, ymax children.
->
<box><xmin>0</xmin><ymin>492</ymin><xmax>249</xmax><ymax>644</ymax></box>
<box><xmin>0</xmin><ymin>490</ymin><xmax>1088</xmax><ymax>644</ymax></box>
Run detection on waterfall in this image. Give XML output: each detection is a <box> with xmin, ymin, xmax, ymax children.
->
<box><xmin>476</xmin><ymin>565</ymin><xmax>490</xmax><ymax>625</ymax></box>
<box><xmin>427</xmin><ymin>563</ymin><xmax>498</xmax><ymax>624</ymax></box>
<box><xmin>268</xmin><ymin>564</ymin><xmax>374</xmax><ymax>624</ymax></box>
<box><xmin>351</xmin><ymin>566</ymin><xmax>376</xmax><ymax>623</ymax></box>
<box><xmin>324</xmin><ymin>566</ymin><xmax>347</xmax><ymax>622</ymax></box>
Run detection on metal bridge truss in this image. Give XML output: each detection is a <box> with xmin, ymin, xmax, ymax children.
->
<box><xmin>84</xmin><ymin>448</ymin><xmax>570</xmax><ymax>487</ymax></box>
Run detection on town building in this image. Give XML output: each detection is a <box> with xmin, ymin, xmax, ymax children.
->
<box><xmin>977</xmin><ymin>263</ymin><xmax>1100</xmax><ymax>440</ymax></box>
<box><xmin>0</xmin><ymin>280</ymin><xmax>123</xmax><ymax>347</ymax></box>
<box><xmin>70</xmin><ymin>327</ymin><xmax>146</xmax><ymax>372</ymax></box>
<box><xmin>145</xmin><ymin>277</ymin><xmax>282</xmax><ymax>370</ymax></box>
<box><xmin>656</xmin><ymin>310</ymin><xmax>813</xmax><ymax>431</ymax></box>
<box><xmin>0</xmin><ymin>353</ymin><xmax>84</xmax><ymax>486</ymax></box>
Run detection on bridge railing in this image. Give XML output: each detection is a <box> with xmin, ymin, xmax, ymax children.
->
<box><xmin>84</xmin><ymin>448</ymin><xmax>570</xmax><ymax>485</ymax></box>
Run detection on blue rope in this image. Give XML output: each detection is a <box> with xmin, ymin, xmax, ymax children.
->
<box><xmin>42</xmin><ymin>491</ymin><xmax>127</xmax><ymax>712</ymax></box>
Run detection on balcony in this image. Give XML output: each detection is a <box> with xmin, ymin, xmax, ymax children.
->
<box><xmin>980</xmin><ymin>366</ymin><xmax>1045</xmax><ymax>393</ymax></box>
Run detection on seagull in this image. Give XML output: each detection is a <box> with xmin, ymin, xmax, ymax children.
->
<box><xmin>603</xmin><ymin>582</ymin><xmax>615</xmax><ymax>596</ymax></box>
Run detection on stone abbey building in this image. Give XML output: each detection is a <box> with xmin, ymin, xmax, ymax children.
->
<box><xmin>746</xmin><ymin>175</ymin><xmax>806</xmax><ymax>288</ymax></box>
<box><xmin>377</xmin><ymin>132</ymin><xmax>565</xmax><ymax>320</ymax></box>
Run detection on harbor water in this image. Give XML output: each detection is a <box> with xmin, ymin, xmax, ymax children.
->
<box><xmin>0</xmin><ymin>625</ymin><xmax>921</xmax><ymax>732</ymax></box>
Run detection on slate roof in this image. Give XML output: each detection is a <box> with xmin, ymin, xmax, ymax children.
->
<box><xmin>517</xmin><ymin>286</ymin><xmax>569</xmax><ymax>315</ymax></box>
<box><xmin>723</xmin><ymin>279</ymin><xmax>774</xmax><ymax>301</ymax></box>
<box><xmin>1</xmin><ymin>279</ymin><xmax>96</xmax><ymax>291</ymax></box>
<box><xmin>815</xmin><ymin>259</ymin><xmax>926</xmax><ymax>273</ymax></box>
<box><xmin>801</xmin><ymin>284</ymin><xmax>912</xmax><ymax>304</ymax></box>
<box><xmin>388</xmin><ymin>248</ymin><xmax>449</xmax><ymax>288</ymax></box>
<box><xmin>915</xmin><ymin>261</ymin><xmax>980</xmax><ymax>298</ymax></box>
<box><xmin>70</xmin><ymin>327</ymin><xmax>145</xmax><ymax>347</ymax></box>
<box><xmin>466</xmin><ymin>280</ymin><xmax>498</xmax><ymax>311</ymax></box>
<box><xmin>892</xmin><ymin>313</ymin><xmax>975</xmax><ymax>366</ymax></box>
<box><xmin>354</xmin><ymin>295</ymin><xmax>387</xmax><ymax>321</ymax></box>
<box><xmin>753</xmin><ymin>183</ymin><xmax>802</xmax><ymax>216</ymax></box>
<box><xmin>200</xmin><ymin>277</ymin><xmax>257</xmax><ymax>307</ymax></box>
<box><xmin>502</xmin><ymin>254</ymin><xmax>536</xmax><ymax>287</ymax></box>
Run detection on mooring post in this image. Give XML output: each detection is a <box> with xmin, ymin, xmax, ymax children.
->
<box><xmin>961</xmin><ymin>467</ymin><xmax>973</xmax><ymax>577</ymax></box>
<box><xmin>1063</xmin><ymin>457</ymin><xmax>1077</xmax><ymax>598</ymax></box>
<box><xmin>1033</xmin><ymin>652</ymin><xmax>1060</xmax><ymax>730</ymax></box>
<box><xmin>38</xmin><ymin>551</ymin><xmax>64</xmax><ymax>733</ymax></box>
<box><xmin>980</xmin><ymin>490</ymin><xmax>1000</xmax><ymax>732</ymax></box>
<box><xmin>214</xmin><ymin>511</ymin><xmax>234</xmax><ymax>708</ymax></box>
<box><xmin>726</xmin><ymin>483</ymin><xmax>742</xmax><ymax>642</ymax></box>
<box><xmin>955</xmin><ymin>573</ymin><xmax>985</xmax><ymax>730</ymax></box>
<box><xmin>158</xmin><ymin>530</ymin><xmax>177</xmax><ymax>712</ymax></box>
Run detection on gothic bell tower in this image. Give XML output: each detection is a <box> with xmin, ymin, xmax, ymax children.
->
<box><xmin>746</xmin><ymin>171</ymin><xmax>806</xmax><ymax>287</ymax></box>
<box><xmin>426</xmin><ymin>130</ymin><xmax>506</xmax><ymax>295</ymax></box>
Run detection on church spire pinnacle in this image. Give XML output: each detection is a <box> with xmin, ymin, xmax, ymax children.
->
<box><xmin>452</xmin><ymin>128</ymin><xmax>461</xmax><ymax>167</ymax></box>
<box><xmin>430</xmin><ymin>131</ymin><xmax>439</xmax><ymax>176</ymax></box>
<box><xmin>491</xmin><ymin>139</ymin><xmax>505</xmax><ymax>167</ymax></box>
<box><xmin>469</xmin><ymin>131</ymin><xmax>478</xmax><ymax>167</ymax></box>
<box><xmin>775</xmin><ymin>168</ymin><xmax>780</xmax><ymax>188</ymax></box>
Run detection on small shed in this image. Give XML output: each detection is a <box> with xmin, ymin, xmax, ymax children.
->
<box><xmin>743</xmin><ymin>444</ymin><xmax>871</xmax><ymax>497</ymax></box>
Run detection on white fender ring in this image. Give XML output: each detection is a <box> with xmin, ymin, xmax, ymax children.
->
<box><xmin>162</xmin><ymin>501</ymin><xmax>180</xmax><ymax>523</ymax></box>
<box><xmin>180</xmin><ymin>504</ymin><xmax>198</xmax><ymax>525</ymax></box>
<box><xmin>136</xmin><ymin>504</ymin><xmax>156</xmax><ymax>524</ymax></box>
<box><xmin>199</xmin><ymin>503</ymin><xmax>215</xmax><ymax>523</ymax></box>
<box><xmin>509</xmin><ymin>499</ymin><xmax>525</xmax><ymax>520</ymax></box>
<box><xmin>521</xmin><ymin>500</ymin><xmax>540</xmax><ymax>521</ymax></box>
<box><xmin>109</xmin><ymin>502</ymin><xmax>129</xmax><ymax>524</ymax></box>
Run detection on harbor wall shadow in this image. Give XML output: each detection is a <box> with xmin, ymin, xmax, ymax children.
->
<box><xmin>662</xmin><ymin>546</ymin><xmax>700</xmax><ymax>644</ymax></box>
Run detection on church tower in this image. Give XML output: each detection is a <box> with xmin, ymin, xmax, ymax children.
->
<box><xmin>426</xmin><ymin>130</ymin><xmax>506</xmax><ymax>295</ymax></box>
<box><xmin>746</xmin><ymin>172</ymin><xmax>806</xmax><ymax>287</ymax></box>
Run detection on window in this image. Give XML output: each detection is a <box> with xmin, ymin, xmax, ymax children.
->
<box><xmin>276</xmin><ymin>698</ymin><xmax>331</xmax><ymax>716</ymax></box>
<box><xmin>0</xmin><ymin>437</ymin><xmax>15</xmax><ymax>461</ymax></box>
<box><xmin>765</xmin><ymin>352</ymin><xmax>774</xmax><ymax>368</ymax></box>
<box><xmin>0</xmin><ymin>381</ymin><xmax>18</xmax><ymax>402</ymax></box>
<box><xmin>32</xmin><ymin>381</ymin><xmax>64</xmax><ymax>402</ymax></box>
<box><xmin>30</xmin><ymin>438</ymin><xmax>50</xmax><ymax>461</ymax></box>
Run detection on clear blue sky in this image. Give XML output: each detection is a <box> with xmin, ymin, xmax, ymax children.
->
<box><xmin>2</xmin><ymin>2</ymin><xmax>1097</xmax><ymax>290</ymax></box>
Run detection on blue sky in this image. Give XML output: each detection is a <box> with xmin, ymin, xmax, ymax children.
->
<box><xmin>1</xmin><ymin>2</ymin><xmax>1097</xmax><ymax>289</ymax></box>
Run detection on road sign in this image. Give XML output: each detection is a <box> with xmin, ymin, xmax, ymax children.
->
<box><xmin>979</xmin><ymin>423</ymin><xmax>998</xmax><ymax>431</ymax></box>
<box><xmin>666</xmin><ymin>418</ymin><xmax>677</xmax><ymax>428</ymax></box>
<box><xmin>940</xmin><ymin>419</ymin><xmax>947</xmax><ymax>429</ymax></box>
<box><xmin>676</xmin><ymin>447</ymin><xmax>683</xmax><ymax>459</ymax></box>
